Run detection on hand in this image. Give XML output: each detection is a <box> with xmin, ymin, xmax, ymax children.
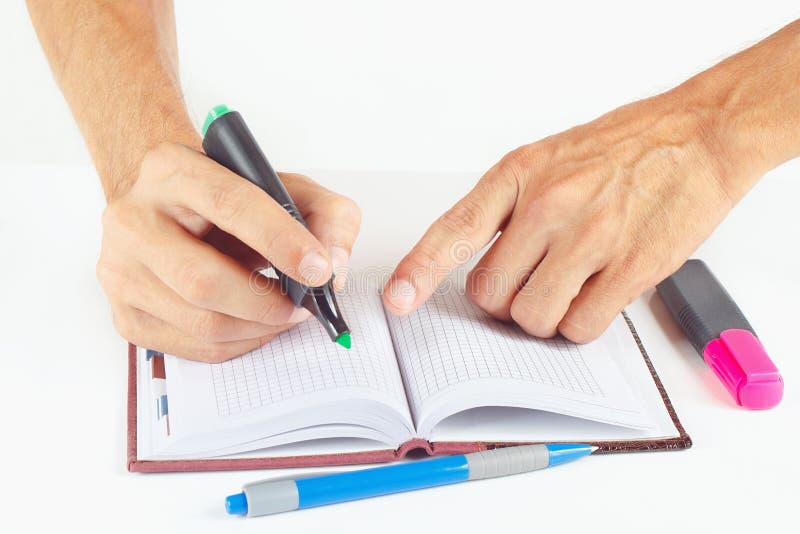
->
<box><xmin>97</xmin><ymin>142</ymin><xmax>360</xmax><ymax>361</ymax></box>
<box><xmin>383</xmin><ymin>94</ymin><xmax>735</xmax><ymax>342</ymax></box>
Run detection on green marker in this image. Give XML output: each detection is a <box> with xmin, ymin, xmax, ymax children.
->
<box><xmin>202</xmin><ymin>105</ymin><xmax>351</xmax><ymax>349</ymax></box>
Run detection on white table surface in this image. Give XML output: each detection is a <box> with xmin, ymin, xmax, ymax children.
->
<box><xmin>2</xmin><ymin>1</ymin><xmax>798</xmax><ymax>532</ymax></box>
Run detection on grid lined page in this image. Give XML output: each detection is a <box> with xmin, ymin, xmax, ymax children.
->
<box><xmin>387</xmin><ymin>290</ymin><xmax>606</xmax><ymax>410</ymax></box>
<box><xmin>209</xmin><ymin>290</ymin><xmax>404</xmax><ymax>416</ymax></box>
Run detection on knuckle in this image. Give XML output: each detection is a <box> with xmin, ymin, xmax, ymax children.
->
<box><xmin>495</xmin><ymin>145</ymin><xmax>538</xmax><ymax>182</ymax></box>
<box><xmin>402</xmin><ymin>242</ymin><xmax>444</xmax><ymax>282</ymax></box>
<box><xmin>260</xmin><ymin>231</ymin><xmax>292</xmax><ymax>271</ymax></box>
<box><xmin>466</xmin><ymin>269</ymin><xmax>513</xmax><ymax>320</ymax></box>
<box><xmin>468</xmin><ymin>289</ymin><xmax>512</xmax><ymax>321</ymax></box>
<box><xmin>254</xmin><ymin>297</ymin><xmax>288</xmax><ymax>325</ymax></box>
<box><xmin>112</xmin><ymin>308</ymin><xmax>137</xmax><ymax>340</ymax></box>
<box><xmin>559</xmin><ymin>309</ymin><xmax>606</xmax><ymax>344</ymax></box>
<box><xmin>197</xmin><ymin>341</ymin><xmax>259</xmax><ymax>364</ymax></box>
<box><xmin>209</xmin><ymin>181</ymin><xmax>251</xmax><ymax>226</ymax></box>
<box><xmin>194</xmin><ymin>344</ymin><xmax>230</xmax><ymax>364</ymax></box>
<box><xmin>498</xmin><ymin>147</ymin><xmax>527</xmax><ymax>175</ymax></box>
<box><xmin>438</xmin><ymin>196</ymin><xmax>486</xmax><ymax>237</ymax></box>
<box><xmin>205</xmin><ymin>352</ymin><xmax>230</xmax><ymax>364</ymax></box>
<box><xmin>178</xmin><ymin>261</ymin><xmax>219</xmax><ymax>304</ymax></box>
<box><xmin>510</xmin><ymin>298</ymin><xmax>557</xmax><ymax>338</ymax></box>
<box><xmin>331</xmin><ymin>195</ymin><xmax>362</xmax><ymax>225</ymax></box>
<box><xmin>190</xmin><ymin>310</ymin><xmax>226</xmax><ymax>342</ymax></box>
<box><xmin>558</xmin><ymin>317</ymin><xmax>596</xmax><ymax>344</ymax></box>
<box><xmin>609</xmin><ymin>252</ymin><xmax>642</xmax><ymax>288</ymax></box>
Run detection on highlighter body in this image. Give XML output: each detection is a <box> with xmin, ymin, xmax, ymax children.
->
<box><xmin>201</xmin><ymin>106</ymin><xmax>350</xmax><ymax>346</ymax></box>
<box><xmin>656</xmin><ymin>260</ymin><xmax>782</xmax><ymax>409</ymax></box>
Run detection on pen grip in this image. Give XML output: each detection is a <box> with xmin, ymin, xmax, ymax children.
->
<box><xmin>202</xmin><ymin>111</ymin><xmax>308</xmax><ymax>307</ymax></box>
<box><xmin>656</xmin><ymin>259</ymin><xmax>754</xmax><ymax>354</ymax></box>
<box><xmin>465</xmin><ymin>444</ymin><xmax>549</xmax><ymax>480</ymax></box>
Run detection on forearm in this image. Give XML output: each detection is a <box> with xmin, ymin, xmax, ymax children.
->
<box><xmin>675</xmin><ymin>19</ymin><xmax>800</xmax><ymax>202</ymax></box>
<box><xmin>27</xmin><ymin>0</ymin><xmax>199</xmax><ymax>200</ymax></box>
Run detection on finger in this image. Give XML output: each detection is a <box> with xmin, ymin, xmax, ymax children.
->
<box><xmin>202</xmin><ymin>226</ymin><xmax>270</xmax><ymax>272</ymax></box>
<box><xmin>143</xmin><ymin>143</ymin><xmax>332</xmax><ymax>286</ymax></box>
<box><xmin>509</xmin><ymin>244</ymin><xmax>604</xmax><ymax>338</ymax></box>
<box><xmin>113</xmin><ymin>305</ymin><xmax>282</xmax><ymax>363</ymax></box>
<box><xmin>383</xmin><ymin>166</ymin><xmax>519</xmax><ymax>315</ymax></box>
<box><xmin>117</xmin><ymin>263</ymin><xmax>305</xmax><ymax>343</ymax></box>
<box><xmin>558</xmin><ymin>267</ymin><xmax>639</xmax><ymax>343</ymax></box>
<box><xmin>465</xmin><ymin>215</ymin><xmax>549</xmax><ymax>321</ymax></box>
<box><xmin>281</xmin><ymin>173</ymin><xmax>361</xmax><ymax>290</ymax></box>
<box><xmin>280</xmin><ymin>172</ymin><xmax>362</xmax><ymax>252</ymax></box>
<box><xmin>143</xmin><ymin>216</ymin><xmax>303</xmax><ymax>326</ymax></box>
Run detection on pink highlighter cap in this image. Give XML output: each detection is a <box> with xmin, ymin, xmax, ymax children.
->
<box><xmin>703</xmin><ymin>329</ymin><xmax>783</xmax><ymax>409</ymax></box>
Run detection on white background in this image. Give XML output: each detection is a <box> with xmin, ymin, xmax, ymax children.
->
<box><xmin>1</xmin><ymin>1</ymin><xmax>798</xmax><ymax>533</ymax></box>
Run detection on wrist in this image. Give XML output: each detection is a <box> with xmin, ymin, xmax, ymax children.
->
<box><xmin>667</xmin><ymin>20</ymin><xmax>800</xmax><ymax>203</ymax></box>
<box><xmin>659</xmin><ymin>80</ymin><xmax>760</xmax><ymax>206</ymax></box>
<box><xmin>98</xmin><ymin>116</ymin><xmax>201</xmax><ymax>202</ymax></box>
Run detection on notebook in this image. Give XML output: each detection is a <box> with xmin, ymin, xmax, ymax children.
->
<box><xmin>128</xmin><ymin>282</ymin><xmax>690</xmax><ymax>473</ymax></box>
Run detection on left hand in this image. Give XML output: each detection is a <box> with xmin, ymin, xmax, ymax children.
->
<box><xmin>382</xmin><ymin>93</ymin><xmax>736</xmax><ymax>343</ymax></box>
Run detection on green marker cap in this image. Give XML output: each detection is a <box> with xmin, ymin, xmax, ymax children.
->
<box><xmin>201</xmin><ymin>104</ymin><xmax>233</xmax><ymax>137</ymax></box>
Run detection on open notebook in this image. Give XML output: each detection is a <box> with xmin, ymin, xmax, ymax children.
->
<box><xmin>129</xmin><ymin>285</ymin><xmax>690</xmax><ymax>472</ymax></box>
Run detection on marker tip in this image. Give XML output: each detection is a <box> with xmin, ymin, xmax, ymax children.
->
<box><xmin>335</xmin><ymin>332</ymin><xmax>351</xmax><ymax>349</ymax></box>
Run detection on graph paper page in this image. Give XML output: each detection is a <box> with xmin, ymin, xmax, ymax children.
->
<box><xmin>206</xmin><ymin>291</ymin><xmax>405</xmax><ymax>418</ymax></box>
<box><xmin>385</xmin><ymin>290</ymin><xmax>652</xmax><ymax>437</ymax></box>
<box><xmin>160</xmin><ymin>289</ymin><xmax>414</xmax><ymax>455</ymax></box>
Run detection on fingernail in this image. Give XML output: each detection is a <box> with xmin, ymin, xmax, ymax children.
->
<box><xmin>331</xmin><ymin>246</ymin><xmax>350</xmax><ymax>286</ymax></box>
<box><xmin>387</xmin><ymin>279</ymin><xmax>416</xmax><ymax>312</ymax></box>
<box><xmin>298</xmin><ymin>251</ymin><xmax>330</xmax><ymax>286</ymax></box>
<box><xmin>288</xmin><ymin>307</ymin><xmax>312</xmax><ymax>323</ymax></box>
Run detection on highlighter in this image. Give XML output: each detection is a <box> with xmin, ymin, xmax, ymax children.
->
<box><xmin>656</xmin><ymin>259</ymin><xmax>782</xmax><ymax>409</ymax></box>
<box><xmin>202</xmin><ymin>105</ymin><xmax>351</xmax><ymax>348</ymax></box>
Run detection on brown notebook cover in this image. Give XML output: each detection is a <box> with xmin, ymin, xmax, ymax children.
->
<box><xmin>128</xmin><ymin>314</ymin><xmax>691</xmax><ymax>473</ymax></box>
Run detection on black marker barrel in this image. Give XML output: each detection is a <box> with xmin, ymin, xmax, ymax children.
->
<box><xmin>201</xmin><ymin>105</ymin><xmax>351</xmax><ymax>348</ymax></box>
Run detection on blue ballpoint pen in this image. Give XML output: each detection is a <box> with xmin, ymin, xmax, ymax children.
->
<box><xmin>225</xmin><ymin>443</ymin><xmax>595</xmax><ymax>517</ymax></box>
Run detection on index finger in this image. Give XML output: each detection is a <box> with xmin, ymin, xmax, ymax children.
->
<box><xmin>383</xmin><ymin>165</ymin><xmax>519</xmax><ymax>315</ymax></box>
<box><xmin>147</xmin><ymin>143</ymin><xmax>333</xmax><ymax>287</ymax></box>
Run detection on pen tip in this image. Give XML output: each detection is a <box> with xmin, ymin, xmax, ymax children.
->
<box><xmin>335</xmin><ymin>332</ymin><xmax>351</xmax><ymax>349</ymax></box>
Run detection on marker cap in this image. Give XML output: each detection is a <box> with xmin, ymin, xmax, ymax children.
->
<box><xmin>703</xmin><ymin>329</ymin><xmax>783</xmax><ymax>409</ymax></box>
<box><xmin>202</xmin><ymin>104</ymin><xmax>233</xmax><ymax>137</ymax></box>
<box><xmin>657</xmin><ymin>260</ymin><xmax>783</xmax><ymax>409</ymax></box>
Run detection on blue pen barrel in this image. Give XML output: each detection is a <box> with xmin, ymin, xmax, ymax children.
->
<box><xmin>227</xmin><ymin>444</ymin><xmax>593</xmax><ymax>517</ymax></box>
<box><xmin>296</xmin><ymin>455</ymin><xmax>470</xmax><ymax>509</ymax></box>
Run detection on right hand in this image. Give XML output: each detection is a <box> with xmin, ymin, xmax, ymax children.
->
<box><xmin>96</xmin><ymin>142</ymin><xmax>361</xmax><ymax>362</ymax></box>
